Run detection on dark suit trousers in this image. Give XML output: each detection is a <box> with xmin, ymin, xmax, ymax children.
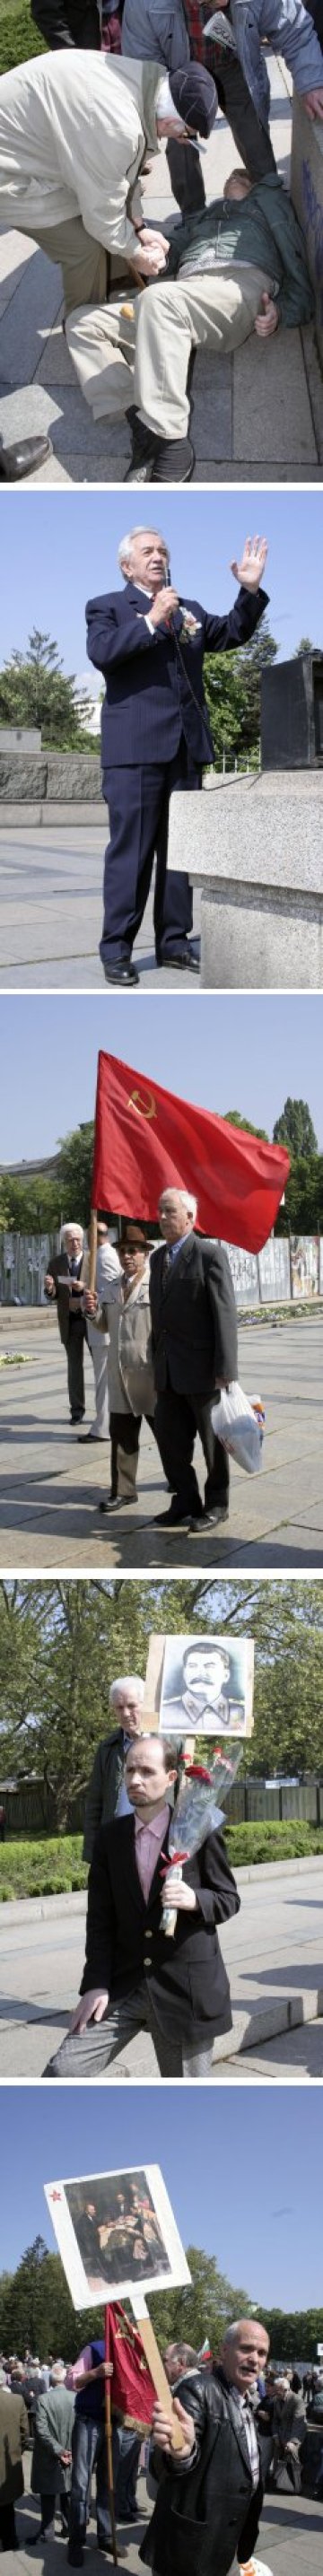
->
<box><xmin>100</xmin><ymin>739</ymin><xmax>201</xmax><ymax>965</ymax></box>
<box><xmin>66</xmin><ymin>1314</ymin><xmax>86</xmax><ymax>1419</ymax></box>
<box><xmin>154</xmin><ymin>1383</ymin><xmax>230</xmax><ymax>1514</ymax></box>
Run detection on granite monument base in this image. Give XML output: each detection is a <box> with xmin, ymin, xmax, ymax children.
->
<box><xmin>167</xmin><ymin>769</ymin><xmax>323</xmax><ymax>988</ymax></box>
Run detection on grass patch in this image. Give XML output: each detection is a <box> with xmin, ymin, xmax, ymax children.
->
<box><xmin>227</xmin><ymin>1821</ymin><xmax>323</xmax><ymax>1866</ymax></box>
<box><xmin>0</xmin><ymin>1835</ymin><xmax>87</xmax><ymax>1900</ymax></box>
<box><xmin>0</xmin><ymin>2</ymin><xmax>47</xmax><ymax>70</ymax></box>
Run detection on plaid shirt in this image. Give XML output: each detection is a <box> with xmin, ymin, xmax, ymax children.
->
<box><xmin>181</xmin><ymin>0</ymin><xmax>235</xmax><ymax>82</ymax></box>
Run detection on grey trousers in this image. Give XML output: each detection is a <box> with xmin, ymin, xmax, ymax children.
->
<box><xmin>44</xmin><ymin>1980</ymin><xmax>214</xmax><ymax>2080</ymax></box>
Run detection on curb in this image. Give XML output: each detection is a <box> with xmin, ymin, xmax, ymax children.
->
<box><xmin>212</xmin><ymin>1986</ymin><xmax>323</xmax><ymax>2063</ymax></box>
<box><xmin>1</xmin><ymin>1851</ymin><xmax>323</xmax><ymax>1925</ymax></box>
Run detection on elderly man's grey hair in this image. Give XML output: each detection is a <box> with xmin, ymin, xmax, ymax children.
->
<box><xmin>61</xmin><ymin>1222</ymin><xmax>83</xmax><ymax>1243</ymax></box>
<box><xmin>159</xmin><ymin>1187</ymin><xmax>197</xmax><ymax>1222</ymax></box>
<box><xmin>118</xmin><ymin>528</ymin><xmax>170</xmax><ymax>572</ymax></box>
<box><xmin>222</xmin><ymin>2321</ymin><xmax>269</xmax><ymax>2346</ymax></box>
<box><xmin>109</xmin><ymin>1676</ymin><xmax>145</xmax><ymax>1706</ymax></box>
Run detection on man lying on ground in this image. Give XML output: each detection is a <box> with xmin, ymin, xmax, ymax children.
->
<box><xmin>67</xmin><ymin>165</ymin><xmax>314</xmax><ymax>481</ymax></box>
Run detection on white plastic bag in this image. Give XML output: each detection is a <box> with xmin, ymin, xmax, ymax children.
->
<box><xmin>212</xmin><ymin>1383</ymin><xmax>265</xmax><ymax>1474</ymax></box>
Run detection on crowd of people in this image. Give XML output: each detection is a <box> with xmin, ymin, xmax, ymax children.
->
<box><xmin>44</xmin><ymin>1186</ymin><xmax>239</xmax><ymax>1534</ymax></box>
<box><xmin>0</xmin><ymin>0</ymin><xmax>322</xmax><ymax>482</ymax></box>
<box><xmin>1</xmin><ymin>2329</ymin><xmax>323</xmax><ymax>2554</ymax></box>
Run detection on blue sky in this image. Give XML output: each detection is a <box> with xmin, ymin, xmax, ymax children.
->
<box><xmin>0</xmin><ymin>490</ymin><xmax>322</xmax><ymax>685</ymax></box>
<box><xmin>1</xmin><ymin>2087</ymin><xmax>322</xmax><ymax>2313</ymax></box>
<box><xmin>1</xmin><ymin>993</ymin><xmax>323</xmax><ymax>1164</ymax></box>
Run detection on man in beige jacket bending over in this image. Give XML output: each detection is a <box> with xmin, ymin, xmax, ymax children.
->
<box><xmin>0</xmin><ymin>53</ymin><xmax>217</xmax><ymax>318</ymax></box>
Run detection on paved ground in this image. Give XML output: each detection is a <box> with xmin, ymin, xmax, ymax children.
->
<box><xmin>1</xmin><ymin>1853</ymin><xmax>322</xmax><ymax>2076</ymax></box>
<box><xmin>0</xmin><ymin>823</ymin><xmax>201</xmax><ymax>989</ymax></box>
<box><xmin>0</xmin><ymin>1310</ymin><xmax>322</xmax><ymax>1568</ymax></box>
<box><xmin>9</xmin><ymin>2467</ymin><xmax>323</xmax><ymax>2576</ymax></box>
<box><xmin>0</xmin><ymin>58</ymin><xmax>322</xmax><ymax>480</ymax></box>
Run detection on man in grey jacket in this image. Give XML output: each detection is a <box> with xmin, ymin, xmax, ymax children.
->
<box><xmin>83</xmin><ymin>1673</ymin><xmax>145</xmax><ymax>1860</ymax></box>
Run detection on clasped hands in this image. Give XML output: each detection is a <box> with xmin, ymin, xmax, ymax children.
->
<box><xmin>131</xmin><ymin>223</ymin><xmax>170</xmax><ymax>277</ymax></box>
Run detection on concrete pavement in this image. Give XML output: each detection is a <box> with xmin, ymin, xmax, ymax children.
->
<box><xmin>1</xmin><ymin>1854</ymin><xmax>322</xmax><ymax>2077</ymax></box>
<box><xmin>10</xmin><ymin>2468</ymin><xmax>323</xmax><ymax>2576</ymax></box>
<box><xmin>0</xmin><ymin>821</ymin><xmax>201</xmax><ymax>990</ymax></box>
<box><xmin>0</xmin><ymin>59</ymin><xmax>322</xmax><ymax>480</ymax></box>
<box><xmin>0</xmin><ymin>1310</ymin><xmax>322</xmax><ymax>1567</ymax></box>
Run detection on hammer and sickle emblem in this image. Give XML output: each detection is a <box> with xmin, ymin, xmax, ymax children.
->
<box><xmin>128</xmin><ymin>1088</ymin><xmax>156</xmax><ymax>1121</ymax></box>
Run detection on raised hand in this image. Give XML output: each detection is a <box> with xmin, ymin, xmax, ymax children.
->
<box><xmin>231</xmin><ymin>534</ymin><xmax>268</xmax><ymax>589</ymax></box>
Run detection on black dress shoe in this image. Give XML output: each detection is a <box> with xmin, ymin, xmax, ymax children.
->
<box><xmin>156</xmin><ymin>945</ymin><xmax>199</xmax><ymax>974</ymax></box>
<box><xmin>189</xmin><ymin>1503</ymin><xmax>229</xmax><ymax>1532</ymax></box>
<box><xmin>102</xmin><ymin>960</ymin><xmax>139</xmax><ymax>986</ymax></box>
<box><xmin>125</xmin><ymin>406</ymin><xmax>194</xmax><ymax>485</ymax></box>
<box><xmin>0</xmin><ymin>432</ymin><xmax>53</xmax><ymax>480</ymax></box>
<box><xmin>153</xmin><ymin>1502</ymin><xmax>201</xmax><ymax>1530</ymax></box>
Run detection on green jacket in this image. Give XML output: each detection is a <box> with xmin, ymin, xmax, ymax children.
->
<box><xmin>168</xmin><ymin>175</ymin><xmax>314</xmax><ymax>329</ymax></box>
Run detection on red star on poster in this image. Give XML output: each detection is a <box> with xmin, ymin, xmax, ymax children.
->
<box><xmin>49</xmin><ymin>2189</ymin><xmax>62</xmax><ymax>2202</ymax></box>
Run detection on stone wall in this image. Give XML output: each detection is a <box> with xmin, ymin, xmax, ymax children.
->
<box><xmin>0</xmin><ymin>751</ymin><xmax>102</xmax><ymax>804</ymax></box>
<box><xmin>292</xmin><ymin>93</ymin><xmax>323</xmax><ymax>368</ymax></box>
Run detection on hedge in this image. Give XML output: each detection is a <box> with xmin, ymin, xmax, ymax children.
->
<box><xmin>0</xmin><ymin>4</ymin><xmax>47</xmax><ymax>73</ymax></box>
<box><xmin>1</xmin><ymin>1822</ymin><xmax>323</xmax><ymax>1899</ymax></box>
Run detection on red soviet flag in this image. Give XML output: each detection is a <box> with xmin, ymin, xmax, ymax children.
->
<box><xmin>105</xmin><ymin>2302</ymin><xmax>156</xmax><ymax>2427</ymax></box>
<box><xmin>92</xmin><ymin>1052</ymin><xmax>289</xmax><ymax>1254</ymax></box>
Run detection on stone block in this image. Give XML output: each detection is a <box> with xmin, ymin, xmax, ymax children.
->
<box><xmin>0</xmin><ymin>758</ymin><xmax>48</xmax><ymax>803</ymax></box>
<box><xmin>167</xmin><ymin>770</ymin><xmax>323</xmax><ymax>988</ymax></box>
<box><xmin>292</xmin><ymin>92</ymin><xmax>323</xmax><ymax>368</ymax></box>
<box><xmin>45</xmin><ymin>755</ymin><xmax>101</xmax><ymax>803</ymax></box>
<box><xmin>234</xmin><ymin>321</ymin><xmax>317</xmax><ymax>463</ymax></box>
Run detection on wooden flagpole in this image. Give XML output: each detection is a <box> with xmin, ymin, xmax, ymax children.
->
<box><xmin>131</xmin><ymin>2293</ymin><xmax>184</xmax><ymax>2451</ymax></box>
<box><xmin>89</xmin><ymin>1206</ymin><xmax>98</xmax><ymax>1297</ymax></box>
<box><xmin>104</xmin><ymin>2307</ymin><xmax>118</xmax><ymax>2568</ymax></box>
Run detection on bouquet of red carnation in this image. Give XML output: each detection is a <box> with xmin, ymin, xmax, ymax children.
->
<box><xmin>162</xmin><ymin>1747</ymin><xmax>241</xmax><ymax>1935</ymax></box>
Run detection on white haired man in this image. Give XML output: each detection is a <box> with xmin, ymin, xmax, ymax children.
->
<box><xmin>44</xmin><ymin>1224</ymin><xmax>87</xmax><ymax>1425</ymax></box>
<box><xmin>149</xmin><ymin>1187</ymin><xmax>238</xmax><ymax>1530</ymax></box>
<box><xmin>86</xmin><ymin>525</ymin><xmax>268</xmax><ymax>985</ymax></box>
<box><xmin>83</xmin><ymin>1673</ymin><xmax>145</xmax><ymax>1860</ymax></box>
<box><xmin>143</xmin><ymin>2317</ymin><xmax>271</xmax><ymax>2576</ymax></box>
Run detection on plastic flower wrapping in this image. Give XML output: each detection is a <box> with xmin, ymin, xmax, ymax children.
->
<box><xmin>162</xmin><ymin>1747</ymin><xmax>242</xmax><ymax>1935</ymax></box>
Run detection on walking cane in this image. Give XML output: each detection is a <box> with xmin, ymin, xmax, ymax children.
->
<box><xmin>104</xmin><ymin>2307</ymin><xmax>118</xmax><ymax>2569</ymax></box>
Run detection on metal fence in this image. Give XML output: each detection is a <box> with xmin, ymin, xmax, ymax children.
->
<box><xmin>1</xmin><ymin>1777</ymin><xmax>323</xmax><ymax>1838</ymax></box>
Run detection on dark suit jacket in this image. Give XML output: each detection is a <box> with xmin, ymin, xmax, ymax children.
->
<box><xmin>45</xmin><ymin>1252</ymin><xmax>85</xmax><ymax>1350</ymax></box>
<box><xmin>83</xmin><ymin>1726</ymin><xmax>126</xmax><ymax>1862</ymax></box>
<box><xmin>149</xmin><ymin>1235</ymin><xmax>238</xmax><ymax>1400</ymax></box>
<box><xmin>85</xmin><ymin>579</ymin><xmax>268</xmax><ymax>773</ymax></box>
<box><xmin>80</xmin><ymin>1812</ymin><xmax>240</xmax><ymax>2044</ymax></box>
<box><xmin>140</xmin><ymin>2368</ymin><xmax>267</xmax><ymax>2576</ymax></box>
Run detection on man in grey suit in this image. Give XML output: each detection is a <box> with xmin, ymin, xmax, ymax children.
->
<box><xmin>149</xmin><ymin>1187</ymin><xmax>237</xmax><ymax>1532</ymax></box>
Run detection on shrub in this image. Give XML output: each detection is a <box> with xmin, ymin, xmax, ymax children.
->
<box><xmin>227</xmin><ymin>1821</ymin><xmax>323</xmax><ymax>1865</ymax></box>
<box><xmin>0</xmin><ymin>3</ymin><xmax>47</xmax><ymax>72</ymax></box>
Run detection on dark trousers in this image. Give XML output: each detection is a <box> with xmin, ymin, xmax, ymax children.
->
<box><xmin>0</xmin><ymin>2504</ymin><xmax>18</xmax><ymax>2548</ymax></box>
<box><xmin>100</xmin><ymin>739</ymin><xmax>201</xmax><ymax>965</ymax></box>
<box><xmin>66</xmin><ymin>1314</ymin><xmax>86</xmax><ymax>1419</ymax></box>
<box><xmin>109</xmin><ymin>1409</ymin><xmax>156</xmax><ymax>1498</ymax></box>
<box><xmin>216</xmin><ymin>54</ymin><xmax>275</xmax><ymax>182</ymax></box>
<box><xmin>69</xmin><ymin>2414</ymin><xmax>119</xmax><ymax>2549</ymax></box>
<box><xmin>39</xmin><ymin>2491</ymin><xmax>70</xmax><ymax>2536</ymax></box>
<box><xmin>167</xmin><ymin>135</ymin><xmax>205</xmax><ymax>213</ymax></box>
<box><xmin>154</xmin><ymin>1384</ymin><xmax>230</xmax><ymax>1515</ymax></box>
<box><xmin>114</xmin><ymin>2427</ymin><xmax>141</xmax><ymax>2514</ymax></box>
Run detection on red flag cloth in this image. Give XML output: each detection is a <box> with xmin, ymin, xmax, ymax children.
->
<box><xmin>105</xmin><ymin>2301</ymin><xmax>156</xmax><ymax>2428</ymax></box>
<box><xmin>92</xmin><ymin>1052</ymin><xmax>289</xmax><ymax>1255</ymax></box>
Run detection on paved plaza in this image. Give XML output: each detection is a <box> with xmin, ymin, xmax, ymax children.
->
<box><xmin>9</xmin><ymin>2469</ymin><xmax>323</xmax><ymax>2576</ymax></box>
<box><xmin>0</xmin><ymin>1309</ymin><xmax>322</xmax><ymax>1568</ymax></box>
<box><xmin>0</xmin><ymin>822</ymin><xmax>201</xmax><ymax>990</ymax></box>
<box><xmin>1</xmin><ymin>1847</ymin><xmax>322</xmax><ymax>2076</ymax></box>
<box><xmin>0</xmin><ymin>59</ymin><xmax>322</xmax><ymax>481</ymax></box>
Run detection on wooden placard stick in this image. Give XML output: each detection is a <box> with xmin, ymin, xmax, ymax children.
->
<box><xmin>104</xmin><ymin>2307</ymin><xmax>118</xmax><ymax>2566</ymax></box>
<box><xmin>130</xmin><ymin>2292</ymin><xmax>184</xmax><ymax>2451</ymax></box>
<box><xmin>89</xmin><ymin>1206</ymin><xmax>98</xmax><ymax>1297</ymax></box>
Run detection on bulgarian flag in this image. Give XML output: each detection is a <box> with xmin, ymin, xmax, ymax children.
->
<box><xmin>92</xmin><ymin>1052</ymin><xmax>289</xmax><ymax>1255</ymax></box>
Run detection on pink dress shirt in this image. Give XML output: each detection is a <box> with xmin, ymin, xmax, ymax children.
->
<box><xmin>134</xmin><ymin>1804</ymin><xmax>170</xmax><ymax>1902</ymax></box>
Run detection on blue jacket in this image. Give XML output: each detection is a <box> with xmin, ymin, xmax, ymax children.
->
<box><xmin>121</xmin><ymin>0</ymin><xmax>323</xmax><ymax>126</ymax></box>
<box><xmin>86</xmin><ymin>576</ymin><xmax>268</xmax><ymax>770</ymax></box>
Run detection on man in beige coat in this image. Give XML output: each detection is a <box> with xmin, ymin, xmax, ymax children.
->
<box><xmin>0</xmin><ymin>52</ymin><xmax>217</xmax><ymax>317</ymax></box>
<box><xmin>0</xmin><ymin>2369</ymin><xmax>30</xmax><ymax>2552</ymax></box>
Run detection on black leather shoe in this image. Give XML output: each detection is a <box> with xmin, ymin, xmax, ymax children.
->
<box><xmin>153</xmin><ymin>1502</ymin><xmax>201</xmax><ymax>1529</ymax></box>
<box><xmin>0</xmin><ymin>432</ymin><xmax>53</xmax><ymax>480</ymax></box>
<box><xmin>125</xmin><ymin>406</ymin><xmax>194</xmax><ymax>485</ymax></box>
<box><xmin>189</xmin><ymin>1504</ymin><xmax>229</xmax><ymax>1531</ymax></box>
<box><xmin>156</xmin><ymin>946</ymin><xmax>199</xmax><ymax>974</ymax></box>
<box><xmin>102</xmin><ymin>960</ymin><xmax>139</xmax><ymax>985</ymax></box>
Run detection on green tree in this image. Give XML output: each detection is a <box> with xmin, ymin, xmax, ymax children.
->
<box><xmin>149</xmin><ymin>2246</ymin><xmax>250</xmax><ymax>2355</ymax></box>
<box><xmin>4</xmin><ymin>1175</ymin><xmax>62</xmax><ymax>1234</ymax></box>
<box><xmin>0</xmin><ymin>631</ymin><xmax>91</xmax><ymax>751</ymax></box>
<box><xmin>294</xmin><ymin>638</ymin><xmax>316</xmax><ymax>657</ymax></box>
<box><xmin>273</xmin><ymin>1098</ymin><xmax>318</xmax><ymax>1158</ymax></box>
<box><xmin>224</xmin><ymin>1111</ymin><xmax>269</xmax><ymax>1143</ymax></box>
<box><xmin>237</xmin><ymin>618</ymin><xmax>278</xmax><ymax>754</ymax></box>
<box><xmin>57</xmin><ymin>1124</ymin><xmax>95</xmax><ymax>1227</ymax></box>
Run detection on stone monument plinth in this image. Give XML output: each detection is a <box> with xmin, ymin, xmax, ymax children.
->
<box><xmin>167</xmin><ymin>652</ymin><xmax>323</xmax><ymax>989</ymax></box>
